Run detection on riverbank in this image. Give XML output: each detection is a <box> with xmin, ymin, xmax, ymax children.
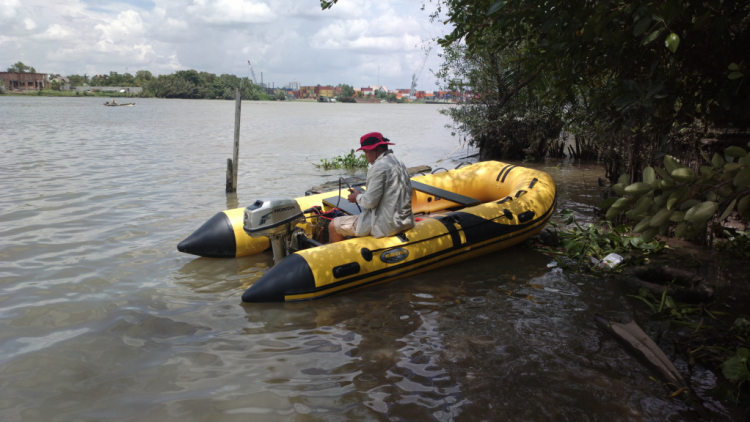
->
<box><xmin>1</xmin><ymin>89</ymin><xmax>140</xmax><ymax>98</ymax></box>
<box><xmin>534</xmin><ymin>216</ymin><xmax>750</xmax><ymax>418</ymax></box>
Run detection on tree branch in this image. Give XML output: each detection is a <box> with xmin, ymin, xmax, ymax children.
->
<box><xmin>497</xmin><ymin>63</ymin><xmax>545</xmax><ymax>109</ymax></box>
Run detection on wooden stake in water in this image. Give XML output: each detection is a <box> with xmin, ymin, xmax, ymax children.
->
<box><xmin>226</xmin><ymin>87</ymin><xmax>241</xmax><ymax>193</ymax></box>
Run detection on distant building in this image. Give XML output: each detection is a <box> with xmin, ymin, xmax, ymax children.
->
<box><xmin>51</xmin><ymin>76</ymin><xmax>71</xmax><ymax>90</ymax></box>
<box><xmin>287</xmin><ymin>80</ymin><xmax>300</xmax><ymax>90</ymax></box>
<box><xmin>369</xmin><ymin>85</ymin><xmax>387</xmax><ymax>95</ymax></box>
<box><xmin>71</xmin><ymin>86</ymin><xmax>143</xmax><ymax>94</ymax></box>
<box><xmin>0</xmin><ymin>72</ymin><xmax>49</xmax><ymax>91</ymax></box>
<box><xmin>299</xmin><ymin>85</ymin><xmax>334</xmax><ymax>100</ymax></box>
<box><xmin>315</xmin><ymin>86</ymin><xmax>334</xmax><ymax>99</ymax></box>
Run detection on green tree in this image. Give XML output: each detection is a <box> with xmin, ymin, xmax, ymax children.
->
<box><xmin>435</xmin><ymin>39</ymin><xmax>565</xmax><ymax>160</ymax></box>
<box><xmin>67</xmin><ymin>74</ymin><xmax>89</xmax><ymax>86</ymax></box>
<box><xmin>439</xmin><ymin>0</ymin><xmax>749</xmax><ymax>133</ymax></box>
<box><xmin>7</xmin><ymin>61</ymin><xmax>35</xmax><ymax>73</ymax></box>
<box><xmin>337</xmin><ymin>83</ymin><xmax>354</xmax><ymax>98</ymax></box>
<box><xmin>134</xmin><ymin>70</ymin><xmax>153</xmax><ymax>87</ymax></box>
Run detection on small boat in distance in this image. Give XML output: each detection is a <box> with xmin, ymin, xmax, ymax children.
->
<box><xmin>103</xmin><ymin>101</ymin><xmax>135</xmax><ymax>107</ymax></box>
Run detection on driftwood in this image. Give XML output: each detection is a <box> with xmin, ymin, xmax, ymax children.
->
<box><xmin>617</xmin><ymin>266</ymin><xmax>714</xmax><ymax>303</ymax></box>
<box><xmin>595</xmin><ymin>314</ymin><xmax>688</xmax><ymax>391</ymax></box>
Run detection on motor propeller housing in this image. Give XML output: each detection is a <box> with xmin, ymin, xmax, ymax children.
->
<box><xmin>243</xmin><ymin>199</ymin><xmax>304</xmax><ymax>263</ymax></box>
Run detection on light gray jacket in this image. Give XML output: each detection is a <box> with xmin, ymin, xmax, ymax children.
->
<box><xmin>354</xmin><ymin>150</ymin><xmax>415</xmax><ymax>238</ymax></box>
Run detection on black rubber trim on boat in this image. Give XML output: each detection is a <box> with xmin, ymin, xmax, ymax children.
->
<box><xmin>241</xmin><ymin>254</ymin><xmax>316</xmax><ymax>302</ymax></box>
<box><xmin>333</xmin><ymin>262</ymin><xmax>361</xmax><ymax>279</ymax></box>
<box><xmin>515</xmin><ymin>190</ymin><xmax>527</xmax><ymax>198</ymax></box>
<box><xmin>529</xmin><ymin>178</ymin><xmax>538</xmax><ymax>189</ymax></box>
<box><xmin>361</xmin><ymin>248</ymin><xmax>373</xmax><ymax>261</ymax></box>
<box><xmin>436</xmin><ymin>215</ymin><xmax>462</xmax><ymax>247</ymax></box>
<box><xmin>502</xmin><ymin>209</ymin><xmax>513</xmax><ymax>220</ymax></box>
<box><xmin>495</xmin><ymin>164</ymin><xmax>513</xmax><ymax>182</ymax></box>
<box><xmin>496</xmin><ymin>196</ymin><xmax>512</xmax><ymax>204</ymax></box>
<box><xmin>518</xmin><ymin>211</ymin><xmax>535</xmax><ymax>223</ymax></box>
<box><xmin>177</xmin><ymin>211</ymin><xmax>237</xmax><ymax>258</ymax></box>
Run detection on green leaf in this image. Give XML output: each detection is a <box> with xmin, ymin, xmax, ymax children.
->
<box><xmin>633</xmin><ymin>196</ymin><xmax>653</xmax><ymax>215</ymax></box>
<box><xmin>667</xmin><ymin>186</ymin><xmax>687</xmax><ymax>210</ymax></box>
<box><xmin>664</xmin><ymin>155</ymin><xmax>681</xmax><ymax>173</ymax></box>
<box><xmin>650</xmin><ymin>208</ymin><xmax>673</xmax><ymax>227</ymax></box>
<box><xmin>633</xmin><ymin>16</ymin><xmax>651</xmax><ymax>36</ymax></box>
<box><xmin>642</xmin><ymin>28</ymin><xmax>664</xmax><ymax>45</ymax></box>
<box><xmin>674</xmin><ymin>222</ymin><xmax>687</xmax><ymax>238</ymax></box>
<box><xmin>625</xmin><ymin>182</ymin><xmax>653</xmax><ymax>196</ymax></box>
<box><xmin>601</xmin><ymin>197</ymin><xmax>618</xmax><ymax>210</ymax></box>
<box><xmin>671</xmin><ymin>167</ymin><xmax>695</xmax><ymax>183</ymax></box>
<box><xmin>605</xmin><ymin>206</ymin><xmax>622</xmax><ymax>220</ymax></box>
<box><xmin>712</xmin><ymin>153</ymin><xmax>725</xmax><ymax>169</ymax></box>
<box><xmin>612</xmin><ymin>183</ymin><xmax>626</xmax><ymax>195</ymax></box>
<box><xmin>641</xmin><ymin>227</ymin><xmax>658</xmax><ymax>242</ymax></box>
<box><xmin>611</xmin><ymin>197</ymin><xmax>633</xmax><ymax>210</ymax></box>
<box><xmin>718</xmin><ymin>199</ymin><xmax>737</xmax><ymax>221</ymax></box>
<box><xmin>664</xmin><ymin>33</ymin><xmax>680</xmax><ymax>53</ymax></box>
<box><xmin>487</xmin><ymin>0</ymin><xmax>506</xmax><ymax>15</ymax></box>
<box><xmin>654</xmin><ymin>167</ymin><xmax>672</xmax><ymax>180</ymax></box>
<box><xmin>725</xmin><ymin>146</ymin><xmax>748</xmax><ymax>158</ymax></box>
<box><xmin>739</xmin><ymin>195</ymin><xmax>750</xmax><ymax>216</ymax></box>
<box><xmin>721</xmin><ymin>354</ymin><xmax>749</xmax><ymax>382</ymax></box>
<box><xmin>734</xmin><ymin>167</ymin><xmax>750</xmax><ymax>189</ymax></box>
<box><xmin>729</xmin><ymin>72</ymin><xmax>745</xmax><ymax>80</ymax></box>
<box><xmin>669</xmin><ymin>211</ymin><xmax>685</xmax><ymax>222</ymax></box>
<box><xmin>729</xmin><ymin>63</ymin><xmax>740</xmax><ymax>71</ymax></box>
<box><xmin>684</xmin><ymin>201</ymin><xmax>718</xmax><ymax>224</ymax></box>
<box><xmin>634</xmin><ymin>216</ymin><xmax>652</xmax><ymax>233</ymax></box>
<box><xmin>643</xmin><ymin>167</ymin><xmax>655</xmax><ymax>184</ymax></box>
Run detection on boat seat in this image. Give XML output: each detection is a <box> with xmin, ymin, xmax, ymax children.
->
<box><xmin>322</xmin><ymin>196</ymin><xmax>362</xmax><ymax>215</ymax></box>
<box><xmin>410</xmin><ymin>180</ymin><xmax>481</xmax><ymax>207</ymax></box>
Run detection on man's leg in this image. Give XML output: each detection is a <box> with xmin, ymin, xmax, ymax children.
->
<box><xmin>329</xmin><ymin>215</ymin><xmax>358</xmax><ymax>243</ymax></box>
<box><xmin>328</xmin><ymin>223</ymin><xmax>346</xmax><ymax>243</ymax></box>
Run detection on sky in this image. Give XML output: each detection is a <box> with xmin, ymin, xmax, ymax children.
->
<box><xmin>0</xmin><ymin>0</ymin><xmax>452</xmax><ymax>91</ymax></box>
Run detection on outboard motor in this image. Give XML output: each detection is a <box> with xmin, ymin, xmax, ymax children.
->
<box><xmin>243</xmin><ymin>199</ymin><xmax>305</xmax><ymax>264</ymax></box>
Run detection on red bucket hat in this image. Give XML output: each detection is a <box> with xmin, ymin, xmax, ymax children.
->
<box><xmin>357</xmin><ymin>132</ymin><xmax>395</xmax><ymax>151</ymax></box>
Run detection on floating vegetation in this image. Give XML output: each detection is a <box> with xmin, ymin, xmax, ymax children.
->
<box><xmin>534</xmin><ymin>209</ymin><xmax>666</xmax><ymax>272</ymax></box>
<box><xmin>312</xmin><ymin>149</ymin><xmax>369</xmax><ymax>170</ymax></box>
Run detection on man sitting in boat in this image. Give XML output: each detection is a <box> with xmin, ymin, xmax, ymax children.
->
<box><xmin>112</xmin><ymin>100</ymin><xmax>118</xmax><ymax>105</ymax></box>
<box><xmin>328</xmin><ymin>132</ymin><xmax>415</xmax><ymax>243</ymax></box>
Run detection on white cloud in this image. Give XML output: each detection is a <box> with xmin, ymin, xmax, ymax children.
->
<box><xmin>33</xmin><ymin>24</ymin><xmax>77</xmax><ymax>41</ymax></box>
<box><xmin>23</xmin><ymin>18</ymin><xmax>36</xmax><ymax>30</ymax></box>
<box><xmin>0</xmin><ymin>0</ymin><xmax>450</xmax><ymax>90</ymax></box>
<box><xmin>186</xmin><ymin>0</ymin><xmax>275</xmax><ymax>25</ymax></box>
<box><xmin>0</xmin><ymin>0</ymin><xmax>20</xmax><ymax>22</ymax></box>
<box><xmin>95</xmin><ymin>10</ymin><xmax>145</xmax><ymax>44</ymax></box>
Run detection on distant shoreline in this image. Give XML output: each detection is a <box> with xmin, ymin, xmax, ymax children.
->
<box><xmin>0</xmin><ymin>91</ymin><xmax>451</xmax><ymax>104</ymax></box>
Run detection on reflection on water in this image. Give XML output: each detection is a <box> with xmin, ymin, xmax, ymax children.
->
<box><xmin>0</xmin><ymin>96</ymin><xmax>736</xmax><ymax>421</ymax></box>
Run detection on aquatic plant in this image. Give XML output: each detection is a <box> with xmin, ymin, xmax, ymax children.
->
<box><xmin>537</xmin><ymin>209</ymin><xmax>666</xmax><ymax>271</ymax></box>
<box><xmin>312</xmin><ymin>149</ymin><xmax>369</xmax><ymax>170</ymax></box>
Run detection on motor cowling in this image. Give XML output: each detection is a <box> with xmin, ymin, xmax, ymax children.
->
<box><xmin>243</xmin><ymin>199</ymin><xmax>304</xmax><ymax>264</ymax></box>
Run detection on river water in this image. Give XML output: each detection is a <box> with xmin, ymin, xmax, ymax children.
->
<box><xmin>0</xmin><ymin>96</ymin><xmax>737</xmax><ymax>421</ymax></box>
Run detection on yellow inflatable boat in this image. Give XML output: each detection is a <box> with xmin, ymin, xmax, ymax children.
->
<box><xmin>177</xmin><ymin>161</ymin><xmax>556</xmax><ymax>302</ymax></box>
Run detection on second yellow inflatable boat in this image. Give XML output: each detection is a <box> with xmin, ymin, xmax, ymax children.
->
<box><xmin>177</xmin><ymin>161</ymin><xmax>556</xmax><ymax>302</ymax></box>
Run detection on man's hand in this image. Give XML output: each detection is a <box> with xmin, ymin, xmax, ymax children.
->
<box><xmin>347</xmin><ymin>189</ymin><xmax>359</xmax><ymax>203</ymax></box>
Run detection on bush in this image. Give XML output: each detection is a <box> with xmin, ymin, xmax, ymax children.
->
<box><xmin>604</xmin><ymin>143</ymin><xmax>750</xmax><ymax>243</ymax></box>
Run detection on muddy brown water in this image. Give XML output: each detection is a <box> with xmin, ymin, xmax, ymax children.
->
<box><xmin>0</xmin><ymin>96</ymin><xmax>745</xmax><ymax>421</ymax></box>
